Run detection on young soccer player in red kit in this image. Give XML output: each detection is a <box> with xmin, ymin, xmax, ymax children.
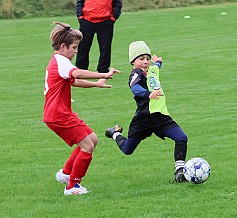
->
<box><xmin>43</xmin><ymin>22</ymin><xmax>120</xmax><ymax>195</ymax></box>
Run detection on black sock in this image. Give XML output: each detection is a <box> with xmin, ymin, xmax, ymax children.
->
<box><xmin>174</xmin><ymin>140</ymin><xmax>187</xmax><ymax>161</ymax></box>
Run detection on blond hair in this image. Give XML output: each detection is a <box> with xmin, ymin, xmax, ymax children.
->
<box><xmin>50</xmin><ymin>22</ymin><xmax>83</xmax><ymax>50</ymax></box>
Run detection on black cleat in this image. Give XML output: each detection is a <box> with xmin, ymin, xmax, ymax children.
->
<box><xmin>105</xmin><ymin>124</ymin><xmax>123</xmax><ymax>138</ymax></box>
<box><xmin>175</xmin><ymin>167</ymin><xmax>187</xmax><ymax>182</ymax></box>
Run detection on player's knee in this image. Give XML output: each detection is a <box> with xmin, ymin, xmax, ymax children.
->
<box><xmin>90</xmin><ymin>133</ymin><xmax>99</xmax><ymax>147</ymax></box>
<box><xmin>93</xmin><ymin>138</ymin><xmax>99</xmax><ymax>148</ymax></box>
<box><xmin>122</xmin><ymin>148</ymin><xmax>134</xmax><ymax>155</ymax></box>
<box><xmin>85</xmin><ymin>144</ymin><xmax>95</xmax><ymax>153</ymax></box>
<box><xmin>121</xmin><ymin>144</ymin><xmax>136</xmax><ymax>155</ymax></box>
<box><xmin>119</xmin><ymin>137</ymin><xmax>141</xmax><ymax>155</ymax></box>
<box><xmin>176</xmin><ymin>133</ymin><xmax>188</xmax><ymax>143</ymax></box>
<box><xmin>78</xmin><ymin>141</ymin><xmax>96</xmax><ymax>153</ymax></box>
<box><xmin>181</xmin><ymin>134</ymin><xmax>188</xmax><ymax>142</ymax></box>
<box><xmin>119</xmin><ymin>142</ymin><xmax>135</xmax><ymax>155</ymax></box>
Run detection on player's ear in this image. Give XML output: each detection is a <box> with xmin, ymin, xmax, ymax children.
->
<box><xmin>60</xmin><ymin>43</ymin><xmax>67</xmax><ymax>50</ymax></box>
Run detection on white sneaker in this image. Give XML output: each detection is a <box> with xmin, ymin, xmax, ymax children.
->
<box><xmin>56</xmin><ymin>169</ymin><xmax>70</xmax><ymax>185</ymax></box>
<box><xmin>64</xmin><ymin>183</ymin><xmax>89</xmax><ymax>196</ymax></box>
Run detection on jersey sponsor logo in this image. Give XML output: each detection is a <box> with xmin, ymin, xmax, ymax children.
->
<box><xmin>148</xmin><ymin>76</ymin><xmax>161</xmax><ymax>90</ymax></box>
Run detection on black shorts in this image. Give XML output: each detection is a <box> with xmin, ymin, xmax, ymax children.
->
<box><xmin>128</xmin><ymin>112</ymin><xmax>179</xmax><ymax>140</ymax></box>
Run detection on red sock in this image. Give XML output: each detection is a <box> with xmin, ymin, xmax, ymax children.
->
<box><xmin>68</xmin><ymin>151</ymin><xmax>92</xmax><ymax>189</ymax></box>
<box><xmin>63</xmin><ymin>146</ymin><xmax>81</xmax><ymax>175</ymax></box>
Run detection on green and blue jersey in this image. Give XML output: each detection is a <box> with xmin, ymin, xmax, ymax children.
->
<box><xmin>129</xmin><ymin>64</ymin><xmax>169</xmax><ymax>116</ymax></box>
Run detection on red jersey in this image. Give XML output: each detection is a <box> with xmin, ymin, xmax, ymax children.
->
<box><xmin>43</xmin><ymin>54</ymin><xmax>80</xmax><ymax>126</ymax></box>
<box><xmin>76</xmin><ymin>0</ymin><xmax>122</xmax><ymax>23</ymax></box>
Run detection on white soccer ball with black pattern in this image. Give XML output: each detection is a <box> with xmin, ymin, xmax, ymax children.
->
<box><xmin>184</xmin><ymin>157</ymin><xmax>211</xmax><ymax>184</ymax></box>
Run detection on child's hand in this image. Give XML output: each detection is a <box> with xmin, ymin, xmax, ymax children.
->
<box><xmin>97</xmin><ymin>79</ymin><xmax>112</xmax><ymax>88</ymax></box>
<box><xmin>105</xmin><ymin>68</ymin><xmax>121</xmax><ymax>79</ymax></box>
<box><xmin>152</xmin><ymin>54</ymin><xmax>162</xmax><ymax>63</ymax></box>
<box><xmin>149</xmin><ymin>90</ymin><xmax>163</xmax><ymax>99</ymax></box>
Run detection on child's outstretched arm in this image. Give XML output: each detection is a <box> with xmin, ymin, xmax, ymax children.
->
<box><xmin>72</xmin><ymin>68</ymin><xmax>121</xmax><ymax>80</ymax></box>
<box><xmin>152</xmin><ymin>54</ymin><xmax>162</xmax><ymax>69</ymax></box>
<box><xmin>131</xmin><ymin>84</ymin><xmax>163</xmax><ymax>99</ymax></box>
<box><xmin>72</xmin><ymin>68</ymin><xmax>121</xmax><ymax>88</ymax></box>
<box><xmin>73</xmin><ymin>78</ymin><xmax>113</xmax><ymax>88</ymax></box>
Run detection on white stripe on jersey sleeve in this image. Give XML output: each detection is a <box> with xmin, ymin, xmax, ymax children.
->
<box><xmin>54</xmin><ymin>54</ymin><xmax>76</xmax><ymax>79</ymax></box>
<box><xmin>129</xmin><ymin>73</ymin><xmax>138</xmax><ymax>87</ymax></box>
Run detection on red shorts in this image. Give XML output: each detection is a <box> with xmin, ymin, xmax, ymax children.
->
<box><xmin>46</xmin><ymin>120</ymin><xmax>93</xmax><ymax>147</ymax></box>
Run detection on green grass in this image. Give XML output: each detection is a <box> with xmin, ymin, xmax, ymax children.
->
<box><xmin>0</xmin><ymin>3</ymin><xmax>237</xmax><ymax>218</ymax></box>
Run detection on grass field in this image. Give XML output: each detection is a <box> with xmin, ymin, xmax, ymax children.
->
<box><xmin>0</xmin><ymin>3</ymin><xmax>237</xmax><ymax>218</ymax></box>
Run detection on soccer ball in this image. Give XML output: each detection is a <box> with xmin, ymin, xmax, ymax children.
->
<box><xmin>184</xmin><ymin>157</ymin><xmax>211</xmax><ymax>184</ymax></box>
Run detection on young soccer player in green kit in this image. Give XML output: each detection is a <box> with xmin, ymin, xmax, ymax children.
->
<box><xmin>105</xmin><ymin>41</ymin><xmax>188</xmax><ymax>182</ymax></box>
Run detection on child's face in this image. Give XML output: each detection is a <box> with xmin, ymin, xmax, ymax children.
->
<box><xmin>133</xmin><ymin>54</ymin><xmax>151</xmax><ymax>72</ymax></box>
<box><xmin>59</xmin><ymin>40</ymin><xmax>80</xmax><ymax>60</ymax></box>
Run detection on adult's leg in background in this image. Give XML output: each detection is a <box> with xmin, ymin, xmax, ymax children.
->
<box><xmin>96</xmin><ymin>20</ymin><xmax>114</xmax><ymax>73</ymax></box>
<box><xmin>76</xmin><ymin>19</ymin><xmax>96</xmax><ymax>69</ymax></box>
